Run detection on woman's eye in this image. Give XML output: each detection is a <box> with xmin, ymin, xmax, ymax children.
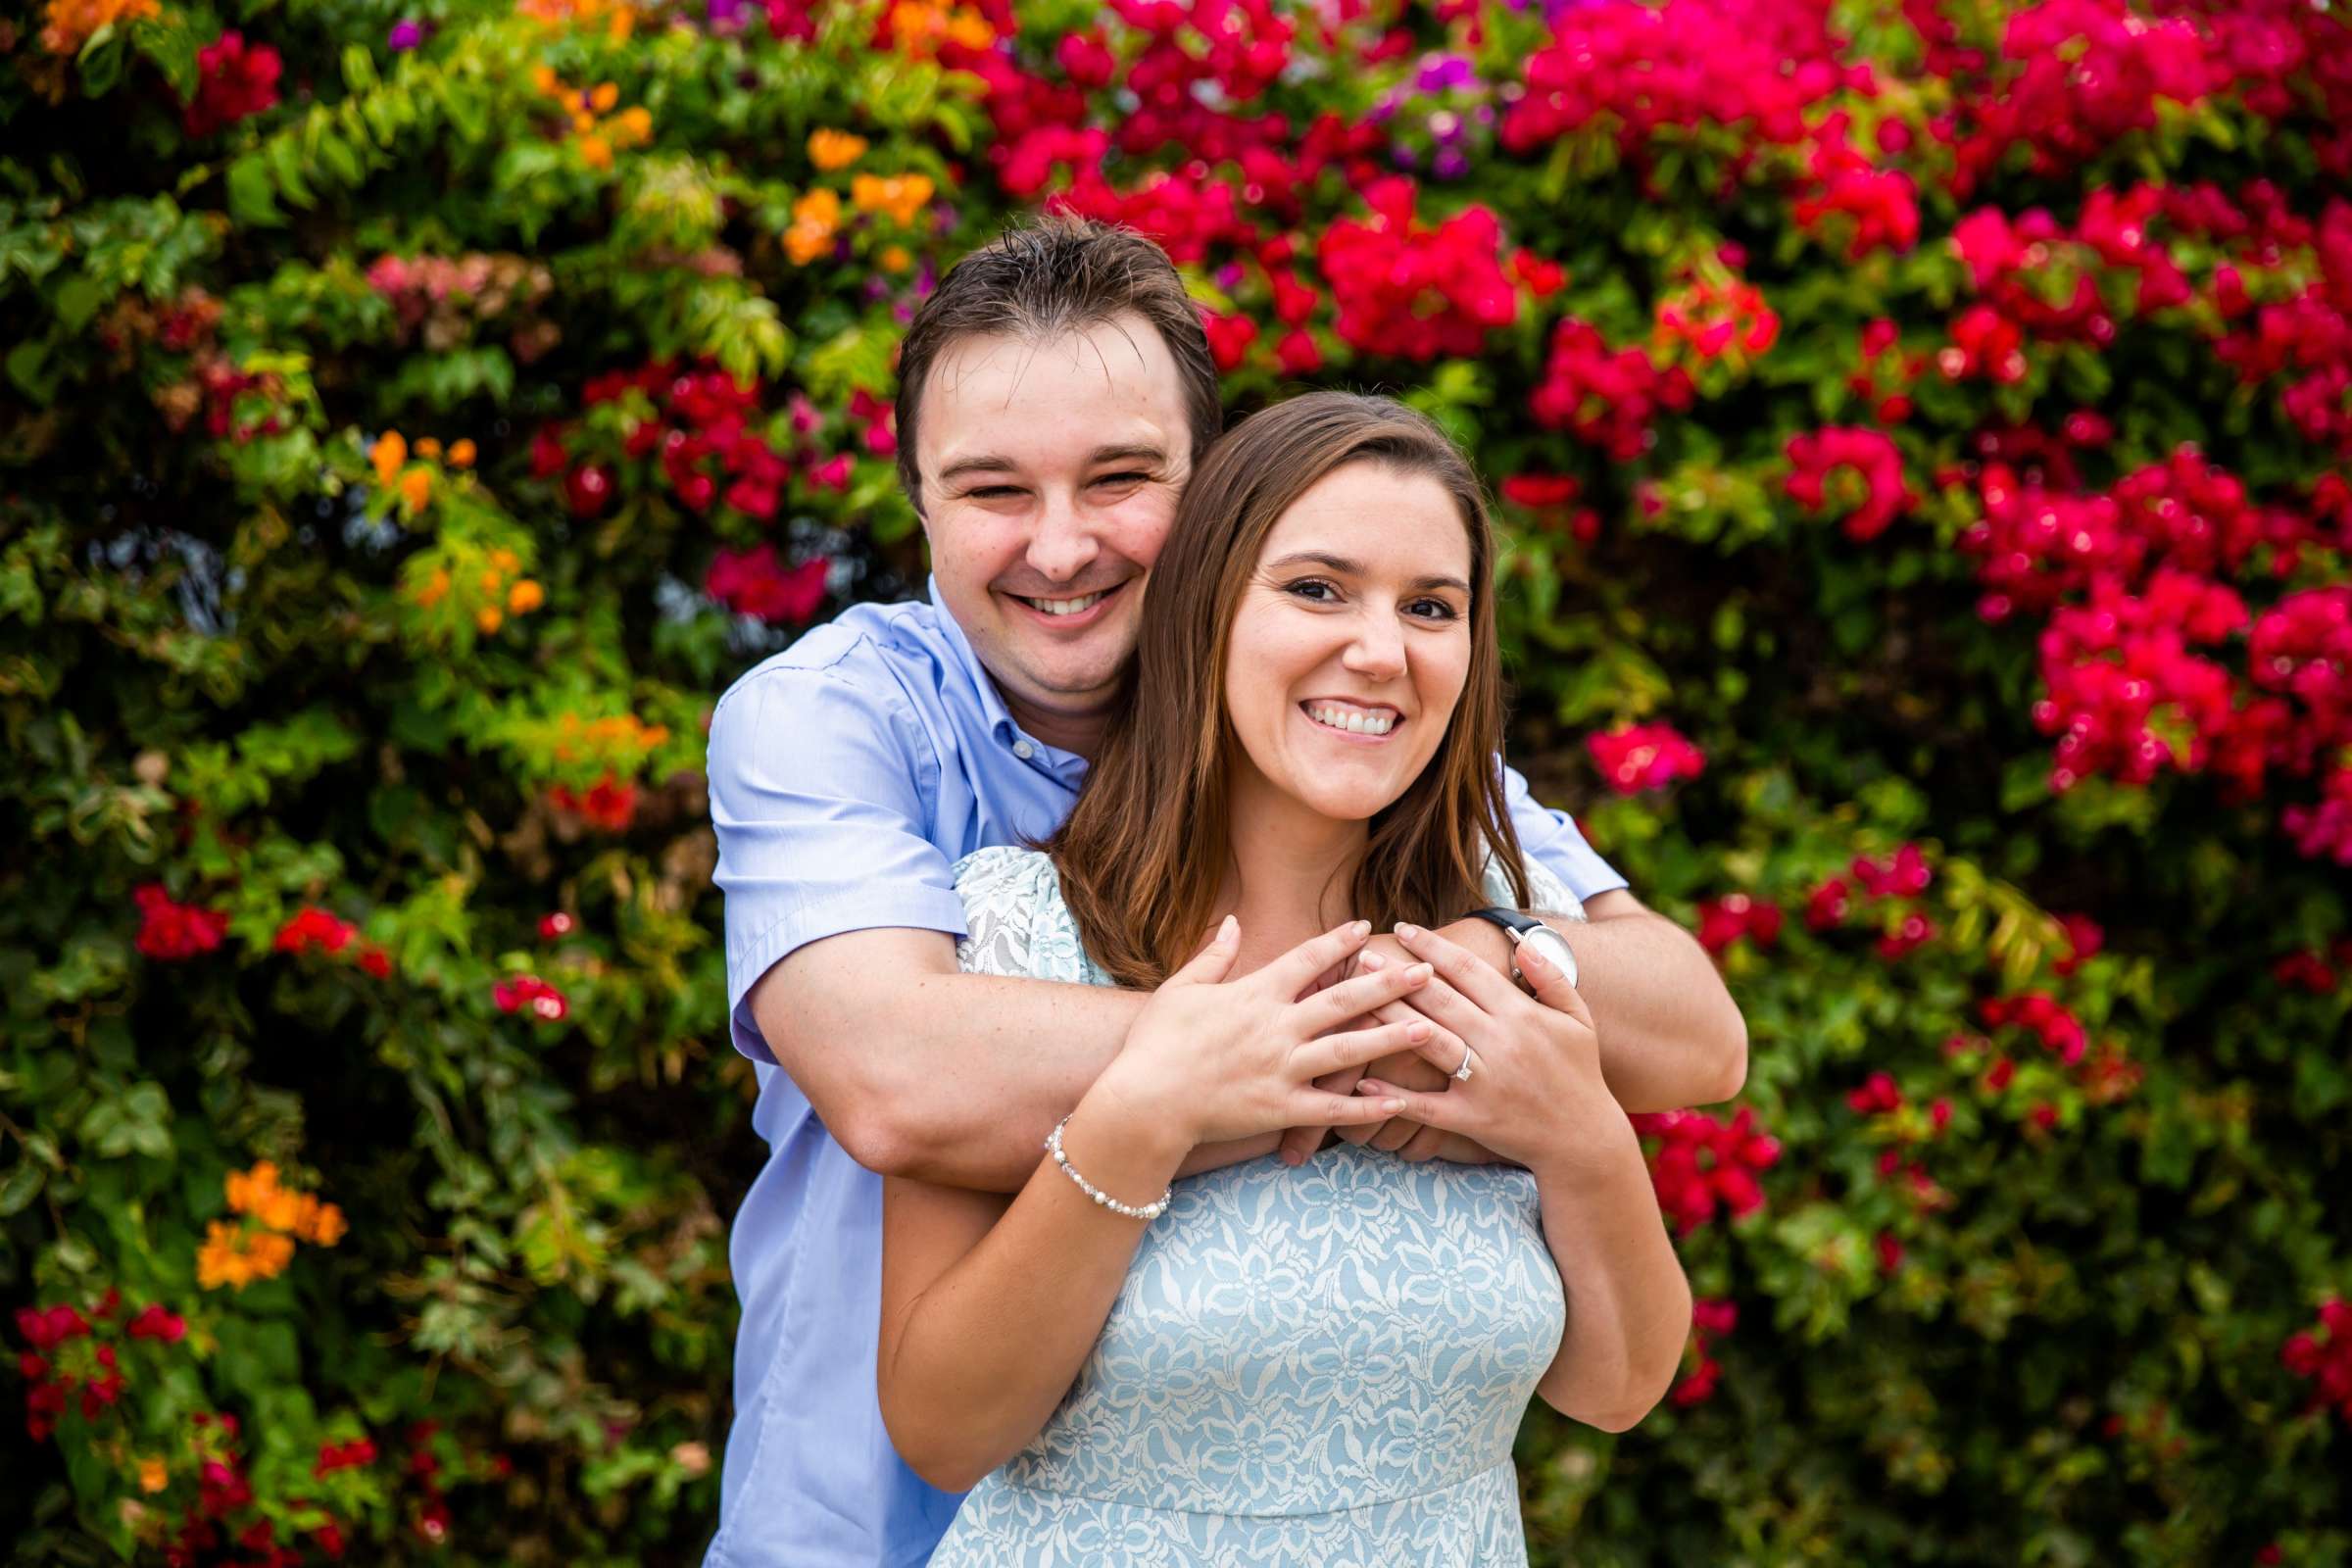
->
<box><xmin>1284</xmin><ymin>579</ymin><xmax>1339</xmax><ymax>603</ymax></box>
<box><xmin>1407</xmin><ymin>598</ymin><xmax>1460</xmax><ymax>621</ymax></box>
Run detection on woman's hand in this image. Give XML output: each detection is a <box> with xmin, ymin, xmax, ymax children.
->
<box><xmin>1349</xmin><ymin>922</ymin><xmax>1628</xmax><ymax>1178</ymax></box>
<box><xmin>1093</xmin><ymin>918</ymin><xmax>1461</xmax><ymax>1150</ymax></box>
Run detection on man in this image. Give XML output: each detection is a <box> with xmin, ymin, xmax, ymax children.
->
<box><xmin>702</xmin><ymin>217</ymin><xmax>1745</xmax><ymax>1568</ymax></box>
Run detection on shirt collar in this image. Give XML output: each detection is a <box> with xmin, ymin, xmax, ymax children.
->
<box><xmin>926</xmin><ymin>574</ymin><xmax>1090</xmax><ymax>779</ymax></box>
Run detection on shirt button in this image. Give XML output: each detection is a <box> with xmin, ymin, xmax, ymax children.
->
<box><xmin>1013</xmin><ymin>740</ymin><xmax>1035</xmax><ymax>760</ymax></box>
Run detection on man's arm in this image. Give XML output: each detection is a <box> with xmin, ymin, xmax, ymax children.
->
<box><xmin>752</xmin><ymin>928</ymin><xmax>1280</xmax><ymax>1193</ymax></box>
<box><xmin>1448</xmin><ymin>892</ymin><xmax>1748</xmax><ymax>1111</ymax></box>
<box><xmin>1498</xmin><ymin>762</ymin><xmax>1746</xmax><ymax>1107</ymax></box>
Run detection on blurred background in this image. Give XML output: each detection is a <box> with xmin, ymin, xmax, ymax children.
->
<box><xmin>3</xmin><ymin>0</ymin><xmax>2349</xmax><ymax>1561</ymax></box>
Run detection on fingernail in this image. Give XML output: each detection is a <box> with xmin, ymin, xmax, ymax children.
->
<box><xmin>1406</xmin><ymin>1020</ymin><xmax>1430</xmax><ymax>1041</ymax></box>
<box><xmin>1281</xmin><ymin>1149</ymin><xmax>1303</xmax><ymax>1166</ymax></box>
<box><xmin>1357</xmin><ymin>952</ymin><xmax>1386</xmax><ymax>970</ymax></box>
<box><xmin>1405</xmin><ymin>962</ymin><xmax>1432</xmax><ymax>985</ymax></box>
<box><xmin>1352</xmin><ymin>919</ymin><xmax>1373</xmax><ymax>938</ymax></box>
<box><xmin>1395</xmin><ymin>922</ymin><xmax>1421</xmax><ymax>940</ymax></box>
<box><xmin>1355</xmin><ymin>1080</ymin><xmax>1385</xmax><ymax>1094</ymax></box>
<box><xmin>1219</xmin><ymin>914</ymin><xmax>1238</xmax><ymax>943</ymax></box>
<box><xmin>1383</xmin><ymin>1099</ymin><xmax>1407</xmax><ymax>1113</ymax></box>
<box><xmin>1521</xmin><ymin>944</ymin><xmax>1548</xmax><ymax>970</ymax></box>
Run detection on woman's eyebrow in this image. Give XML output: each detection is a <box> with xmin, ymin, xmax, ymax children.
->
<box><xmin>1264</xmin><ymin>551</ymin><xmax>1470</xmax><ymax>594</ymax></box>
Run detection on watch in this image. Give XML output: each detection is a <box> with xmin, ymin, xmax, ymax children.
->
<box><xmin>1460</xmin><ymin>907</ymin><xmax>1580</xmax><ymax>990</ymax></box>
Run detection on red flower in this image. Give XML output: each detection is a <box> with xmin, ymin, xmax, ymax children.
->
<box><xmin>548</xmin><ymin>775</ymin><xmax>639</xmax><ymax>833</ymax></box>
<box><xmin>274</xmin><ymin>906</ymin><xmax>357</xmax><ymax>956</ymax></box>
<box><xmin>1696</xmin><ymin>894</ymin><xmax>1783</xmax><ymax>955</ymax></box>
<box><xmin>707</xmin><ymin>545</ymin><xmax>829</xmax><ymax>626</ymax></box>
<box><xmin>1316</xmin><ymin>180</ymin><xmax>1517</xmax><ymax>362</ymax></box>
<box><xmin>126</xmin><ymin>1304</ymin><xmax>187</xmax><ymax>1343</ymax></box>
<box><xmin>1786</xmin><ymin>427</ymin><xmax>1915</xmax><ymax>543</ymax></box>
<box><xmin>493</xmin><ymin>974</ymin><xmax>568</xmax><ymax>1022</ymax></box>
<box><xmin>539</xmin><ymin>912</ymin><xmax>577</xmax><ymax>941</ymax></box>
<box><xmin>1588</xmin><ymin>721</ymin><xmax>1705</xmax><ymax>795</ymax></box>
<box><xmin>182</xmin><ymin>31</ymin><xmax>283</xmax><ymax>139</ymax></box>
<box><xmin>135</xmin><ymin>884</ymin><xmax>229</xmax><ymax>961</ymax></box>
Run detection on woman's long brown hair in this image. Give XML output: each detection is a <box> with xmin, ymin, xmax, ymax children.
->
<box><xmin>1050</xmin><ymin>390</ymin><xmax>1531</xmax><ymax>989</ymax></box>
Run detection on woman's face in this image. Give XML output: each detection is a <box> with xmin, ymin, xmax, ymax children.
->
<box><xmin>1222</xmin><ymin>461</ymin><xmax>1475</xmax><ymax>825</ymax></box>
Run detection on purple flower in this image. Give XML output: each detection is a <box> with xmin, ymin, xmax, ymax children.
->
<box><xmin>387</xmin><ymin>19</ymin><xmax>423</xmax><ymax>50</ymax></box>
<box><xmin>706</xmin><ymin>0</ymin><xmax>751</xmax><ymax>30</ymax></box>
<box><xmin>1414</xmin><ymin>52</ymin><xmax>1479</xmax><ymax>94</ymax></box>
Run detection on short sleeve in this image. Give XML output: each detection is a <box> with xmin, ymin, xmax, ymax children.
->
<box><xmin>952</xmin><ymin>847</ymin><xmax>1102</xmax><ymax>985</ymax></box>
<box><xmin>1498</xmin><ymin>759</ymin><xmax>1629</xmax><ymax>904</ymax></box>
<box><xmin>708</xmin><ymin>662</ymin><xmax>971</xmax><ymax>1064</ymax></box>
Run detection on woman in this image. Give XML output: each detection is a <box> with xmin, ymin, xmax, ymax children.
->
<box><xmin>878</xmin><ymin>392</ymin><xmax>1691</xmax><ymax>1563</ymax></box>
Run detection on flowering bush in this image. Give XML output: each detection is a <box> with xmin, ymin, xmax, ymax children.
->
<box><xmin>3</xmin><ymin>0</ymin><xmax>2347</xmax><ymax>1561</ymax></box>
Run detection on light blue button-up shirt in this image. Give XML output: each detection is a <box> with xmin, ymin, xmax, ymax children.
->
<box><xmin>701</xmin><ymin>579</ymin><xmax>1627</xmax><ymax>1568</ymax></box>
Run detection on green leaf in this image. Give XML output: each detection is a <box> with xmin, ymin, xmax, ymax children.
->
<box><xmin>226</xmin><ymin>156</ymin><xmax>285</xmax><ymax>226</ymax></box>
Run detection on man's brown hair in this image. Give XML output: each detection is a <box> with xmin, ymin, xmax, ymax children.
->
<box><xmin>1049</xmin><ymin>390</ymin><xmax>1532</xmax><ymax>988</ymax></box>
<box><xmin>894</xmin><ymin>215</ymin><xmax>1223</xmax><ymax>515</ymax></box>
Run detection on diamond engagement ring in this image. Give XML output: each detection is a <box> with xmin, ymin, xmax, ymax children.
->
<box><xmin>1451</xmin><ymin>1044</ymin><xmax>1478</xmax><ymax>1083</ymax></box>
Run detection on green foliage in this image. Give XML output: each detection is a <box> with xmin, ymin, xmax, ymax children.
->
<box><xmin>2</xmin><ymin>0</ymin><xmax>2347</xmax><ymax>1563</ymax></box>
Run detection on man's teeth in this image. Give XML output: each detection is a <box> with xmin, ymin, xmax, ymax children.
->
<box><xmin>1305</xmin><ymin>704</ymin><xmax>1397</xmax><ymax>736</ymax></box>
<box><xmin>1029</xmin><ymin>591</ymin><xmax>1106</xmax><ymax>616</ymax></box>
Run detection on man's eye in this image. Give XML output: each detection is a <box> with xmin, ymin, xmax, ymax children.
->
<box><xmin>1093</xmin><ymin>471</ymin><xmax>1149</xmax><ymax>487</ymax></box>
<box><xmin>967</xmin><ymin>485</ymin><xmax>1023</xmax><ymax>500</ymax></box>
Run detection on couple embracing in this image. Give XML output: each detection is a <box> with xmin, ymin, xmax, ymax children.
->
<box><xmin>704</xmin><ymin>217</ymin><xmax>1747</xmax><ymax>1566</ymax></box>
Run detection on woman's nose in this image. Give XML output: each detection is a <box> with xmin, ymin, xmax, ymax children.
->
<box><xmin>1341</xmin><ymin>613</ymin><xmax>1407</xmax><ymax>680</ymax></box>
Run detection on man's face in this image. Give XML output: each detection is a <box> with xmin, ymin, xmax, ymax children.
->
<box><xmin>914</xmin><ymin>312</ymin><xmax>1194</xmax><ymax>747</ymax></box>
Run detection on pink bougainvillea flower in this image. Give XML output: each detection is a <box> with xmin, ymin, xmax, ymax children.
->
<box><xmin>1786</xmin><ymin>427</ymin><xmax>1915</xmax><ymax>543</ymax></box>
<box><xmin>134</xmin><ymin>884</ymin><xmax>229</xmax><ymax>961</ymax></box>
<box><xmin>492</xmin><ymin>974</ymin><xmax>569</xmax><ymax>1022</ymax></box>
<box><xmin>1588</xmin><ymin>721</ymin><xmax>1706</xmax><ymax>795</ymax></box>
<box><xmin>707</xmin><ymin>545</ymin><xmax>829</xmax><ymax>625</ymax></box>
<box><xmin>182</xmin><ymin>30</ymin><xmax>283</xmax><ymax>139</ymax></box>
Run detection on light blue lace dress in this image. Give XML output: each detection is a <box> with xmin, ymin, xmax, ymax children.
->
<box><xmin>923</xmin><ymin>846</ymin><xmax>1583</xmax><ymax>1568</ymax></box>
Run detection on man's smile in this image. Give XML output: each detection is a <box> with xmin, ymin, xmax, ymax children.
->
<box><xmin>1003</xmin><ymin>579</ymin><xmax>1132</xmax><ymax>630</ymax></box>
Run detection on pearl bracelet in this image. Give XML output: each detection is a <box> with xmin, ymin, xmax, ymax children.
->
<box><xmin>1045</xmin><ymin>1114</ymin><xmax>1172</xmax><ymax>1222</ymax></box>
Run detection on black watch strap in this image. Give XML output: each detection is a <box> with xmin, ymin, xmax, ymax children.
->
<box><xmin>1459</xmin><ymin>906</ymin><xmax>1543</xmax><ymax>939</ymax></box>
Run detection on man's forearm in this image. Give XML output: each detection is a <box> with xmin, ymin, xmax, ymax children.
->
<box><xmin>1446</xmin><ymin>907</ymin><xmax>1746</xmax><ymax>1111</ymax></box>
<box><xmin>1544</xmin><ymin>909</ymin><xmax>1746</xmax><ymax>1110</ymax></box>
<box><xmin>786</xmin><ymin>967</ymin><xmax>1278</xmax><ymax>1193</ymax></box>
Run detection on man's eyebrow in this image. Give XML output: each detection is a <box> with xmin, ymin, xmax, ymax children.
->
<box><xmin>935</xmin><ymin>444</ymin><xmax>1171</xmax><ymax>486</ymax></box>
<box><xmin>1264</xmin><ymin>551</ymin><xmax>1471</xmax><ymax>595</ymax></box>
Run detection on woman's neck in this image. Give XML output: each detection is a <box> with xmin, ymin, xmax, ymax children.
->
<box><xmin>1215</xmin><ymin>762</ymin><xmax>1369</xmax><ymax>975</ymax></box>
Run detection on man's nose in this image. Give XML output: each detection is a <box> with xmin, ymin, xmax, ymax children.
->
<box><xmin>1024</xmin><ymin>488</ymin><xmax>1100</xmax><ymax>583</ymax></box>
<box><xmin>1341</xmin><ymin>612</ymin><xmax>1407</xmax><ymax>681</ymax></box>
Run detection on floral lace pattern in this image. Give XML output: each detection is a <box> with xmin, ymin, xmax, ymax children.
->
<box><xmin>931</xmin><ymin>847</ymin><xmax>1578</xmax><ymax>1566</ymax></box>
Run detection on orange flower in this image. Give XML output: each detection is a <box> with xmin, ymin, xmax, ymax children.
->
<box><xmin>579</xmin><ymin>134</ymin><xmax>612</xmax><ymax>171</ymax></box>
<box><xmin>476</xmin><ymin>605</ymin><xmax>505</xmax><ymax>634</ymax></box>
<box><xmin>785</xmin><ymin>188</ymin><xmax>843</xmax><ymax>267</ymax></box>
<box><xmin>137</xmin><ymin>1457</ymin><xmax>168</xmax><ymax>1494</ymax></box>
<box><xmin>416</xmin><ymin>566</ymin><xmax>452</xmax><ymax>609</ymax></box>
<box><xmin>851</xmin><ymin>173</ymin><xmax>936</xmax><ymax>227</ymax></box>
<box><xmin>398</xmin><ymin>468</ymin><xmax>433</xmax><ymax>514</ymax></box>
<box><xmin>879</xmin><ymin>245</ymin><xmax>912</xmax><ymax>272</ymax></box>
<box><xmin>414</xmin><ymin>436</ymin><xmax>444</xmax><ymax>460</ymax></box>
<box><xmin>447</xmin><ymin>438</ymin><xmax>477</xmax><ymax>468</ymax></box>
<box><xmin>40</xmin><ymin>0</ymin><xmax>159</xmax><ymax>56</ymax></box>
<box><xmin>612</xmin><ymin>106</ymin><xmax>653</xmax><ymax>146</ymax></box>
<box><xmin>197</xmin><ymin>1219</ymin><xmax>294</xmax><ymax>1291</ymax></box>
<box><xmin>509</xmin><ymin>580</ymin><xmax>545</xmax><ymax>614</ymax></box>
<box><xmin>489</xmin><ymin>548</ymin><xmax>520</xmax><ymax>572</ymax></box>
<box><xmin>808</xmin><ymin>129</ymin><xmax>868</xmax><ymax>172</ymax></box>
<box><xmin>589</xmin><ymin>80</ymin><xmax>619</xmax><ymax>113</ymax></box>
<box><xmin>303</xmin><ymin>1201</ymin><xmax>348</xmax><ymax>1248</ymax></box>
<box><xmin>369</xmin><ymin>431</ymin><xmax>407</xmax><ymax>486</ymax></box>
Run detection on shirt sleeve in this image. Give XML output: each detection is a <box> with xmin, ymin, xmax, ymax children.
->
<box><xmin>1499</xmin><ymin>758</ymin><xmax>1630</xmax><ymax>905</ymax></box>
<box><xmin>708</xmin><ymin>661</ymin><xmax>971</xmax><ymax>1064</ymax></box>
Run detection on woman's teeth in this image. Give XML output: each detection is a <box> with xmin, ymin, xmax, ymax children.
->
<box><xmin>1028</xmin><ymin>591</ymin><xmax>1106</xmax><ymax>616</ymax></box>
<box><xmin>1304</xmin><ymin>703</ymin><xmax>1397</xmax><ymax>736</ymax></box>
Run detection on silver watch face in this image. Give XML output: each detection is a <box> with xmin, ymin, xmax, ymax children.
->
<box><xmin>1516</xmin><ymin>925</ymin><xmax>1579</xmax><ymax>988</ymax></box>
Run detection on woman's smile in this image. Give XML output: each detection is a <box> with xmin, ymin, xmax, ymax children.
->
<box><xmin>1298</xmin><ymin>699</ymin><xmax>1405</xmax><ymax>741</ymax></box>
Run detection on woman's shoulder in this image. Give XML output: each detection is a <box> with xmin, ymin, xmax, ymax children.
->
<box><xmin>1480</xmin><ymin>849</ymin><xmax>1587</xmax><ymax>921</ymax></box>
<box><xmin>952</xmin><ymin>846</ymin><xmax>1102</xmax><ymax>983</ymax></box>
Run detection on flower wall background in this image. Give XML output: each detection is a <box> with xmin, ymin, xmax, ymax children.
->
<box><xmin>3</xmin><ymin>0</ymin><xmax>2349</xmax><ymax>1561</ymax></box>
